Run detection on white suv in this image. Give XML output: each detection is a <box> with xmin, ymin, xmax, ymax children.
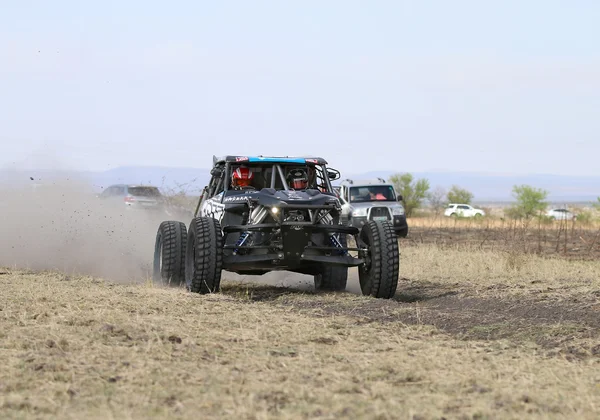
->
<box><xmin>545</xmin><ymin>208</ymin><xmax>576</xmax><ymax>221</ymax></box>
<box><xmin>444</xmin><ymin>203</ymin><xmax>485</xmax><ymax>218</ymax></box>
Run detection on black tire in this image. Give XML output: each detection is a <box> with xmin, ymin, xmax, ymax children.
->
<box><xmin>186</xmin><ymin>217</ymin><xmax>223</xmax><ymax>294</ymax></box>
<box><xmin>314</xmin><ymin>234</ymin><xmax>348</xmax><ymax>292</ymax></box>
<box><xmin>358</xmin><ymin>221</ymin><xmax>399</xmax><ymax>299</ymax></box>
<box><xmin>314</xmin><ymin>265</ymin><xmax>348</xmax><ymax>291</ymax></box>
<box><xmin>153</xmin><ymin>221</ymin><xmax>187</xmax><ymax>287</ymax></box>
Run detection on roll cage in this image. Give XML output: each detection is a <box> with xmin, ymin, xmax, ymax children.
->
<box><xmin>194</xmin><ymin>158</ymin><xmax>341</xmax><ymax>214</ymax></box>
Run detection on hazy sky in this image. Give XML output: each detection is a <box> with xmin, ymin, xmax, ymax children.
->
<box><xmin>1</xmin><ymin>0</ymin><xmax>598</xmax><ymax>176</ymax></box>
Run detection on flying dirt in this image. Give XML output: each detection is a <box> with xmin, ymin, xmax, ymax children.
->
<box><xmin>0</xmin><ymin>178</ymin><xmax>165</xmax><ymax>282</ymax></box>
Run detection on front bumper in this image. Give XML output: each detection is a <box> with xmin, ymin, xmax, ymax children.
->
<box><xmin>221</xmin><ymin>222</ymin><xmax>366</xmax><ymax>270</ymax></box>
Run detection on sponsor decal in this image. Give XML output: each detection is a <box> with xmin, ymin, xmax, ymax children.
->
<box><xmin>235</xmin><ymin>156</ymin><xmax>249</xmax><ymax>162</ymax></box>
<box><xmin>224</xmin><ymin>195</ymin><xmax>251</xmax><ymax>202</ymax></box>
<box><xmin>285</xmin><ymin>190</ymin><xmax>302</xmax><ymax>200</ymax></box>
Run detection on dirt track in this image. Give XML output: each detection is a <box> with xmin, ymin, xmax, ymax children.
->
<box><xmin>2</xmin><ymin>268</ymin><xmax>600</xmax><ymax>419</ymax></box>
<box><xmin>231</xmin><ymin>270</ymin><xmax>600</xmax><ymax>361</ymax></box>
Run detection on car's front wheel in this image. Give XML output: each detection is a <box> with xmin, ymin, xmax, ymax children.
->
<box><xmin>185</xmin><ymin>217</ymin><xmax>224</xmax><ymax>294</ymax></box>
<box><xmin>358</xmin><ymin>221</ymin><xmax>399</xmax><ymax>299</ymax></box>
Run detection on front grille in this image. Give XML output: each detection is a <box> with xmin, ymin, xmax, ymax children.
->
<box><xmin>369</xmin><ymin>207</ymin><xmax>391</xmax><ymax>220</ymax></box>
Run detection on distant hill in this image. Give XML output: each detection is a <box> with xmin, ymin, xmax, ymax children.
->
<box><xmin>2</xmin><ymin>165</ymin><xmax>598</xmax><ymax>203</ymax></box>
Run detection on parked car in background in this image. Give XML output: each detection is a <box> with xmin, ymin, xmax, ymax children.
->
<box><xmin>444</xmin><ymin>203</ymin><xmax>485</xmax><ymax>218</ymax></box>
<box><xmin>545</xmin><ymin>208</ymin><xmax>576</xmax><ymax>221</ymax></box>
<box><xmin>98</xmin><ymin>184</ymin><xmax>165</xmax><ymax>210</ymax></box>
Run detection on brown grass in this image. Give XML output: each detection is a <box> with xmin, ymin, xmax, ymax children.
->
<box><xmin>408</xmin><ymin>215</ymin><xmax>600</xmax><ymax>231</ymax></box>
<box><xmin>2</xmin><ymin>249</ymin><xmax>600</xmax><ymax>419</ymax></box>
<box><xmin>400</xmin><ymin>244</ymin><xmax>600</xmax><ymax>299</ymax></box>
<box><xmin>2</xmin><ymin>183</ymin><xmax>600</xmax><ymax>418</ymax></box>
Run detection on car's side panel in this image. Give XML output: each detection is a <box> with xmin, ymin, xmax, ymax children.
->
<box><xmin>200</xmin><ymin>193</ymin><xmax>226</xmax><ymax>223</ymax></box>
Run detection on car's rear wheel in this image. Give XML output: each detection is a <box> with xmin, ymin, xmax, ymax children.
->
<box><xmin>314</xmin><ymin>234</ymin><xmax>348</xmax><ymax>292</ymax></box>
<box><xmin>358</xmin><ymin>221</ymin><xmax>399</xmax><ymax>299</ymax></box>
<box><xmin>185</xmin><ymin>217</ymin><xmax>223</xmax><ymax>294</ymax></box>
<box><xmin>314</xmin><ymin>266</ymin><xmax>348</xmax><ymax>291</ymax></box>
<box><xmin>153</xmin><ymin>221</ymin><xmax>187</xmax><ymax>287</ymax></box>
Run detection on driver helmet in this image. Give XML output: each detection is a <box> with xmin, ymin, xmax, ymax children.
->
<box><xmin>288</xmin><ymin>168</ymin><xmax>308</xmax><ymax>190</ymax></box>
<box><xmin>232</xmin><ymin>166</ymin><xmax>254</xmax><ymax>188</ymax></box>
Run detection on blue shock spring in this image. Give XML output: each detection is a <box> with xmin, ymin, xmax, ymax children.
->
<box><xmin>234</xmin><ymin>232</ymin><xmax>250</xmax><ymax>253</ymax></box>
<box><xmin>329</xmin><ymin>234</ymin><xmax>347</xmax><ymax>256</ymax></box>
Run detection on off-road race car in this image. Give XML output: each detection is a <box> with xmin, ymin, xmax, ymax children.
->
<box><xmin>153</xmin><ymin>156</ymin><xmax>400</xmax><ymax>299</ymax></box>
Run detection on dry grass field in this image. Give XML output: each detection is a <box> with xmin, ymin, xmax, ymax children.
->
<box><xmin>407</xmin><ymin>216</ymin><xmax>600</xmax><ymax>260</ymax></box>
<box><xmin>2</xmin><ymin>185</ymin><xmax>600</xmax><ymax>419</ymax></box>
<box><xmin>2</xmin><ymin>241</ymin><xmax>600</xmax><ymax>419</ymax></box>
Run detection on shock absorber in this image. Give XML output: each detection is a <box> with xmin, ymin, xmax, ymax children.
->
<box><xmin>329</xmin><ymin>234</ymin><xmax>347</xmax><ymax>256</ymax></box>
<box><xmin>234</xmin><ymin>232</ymin><xmax>250</xmax><ymax>254</ymax></box>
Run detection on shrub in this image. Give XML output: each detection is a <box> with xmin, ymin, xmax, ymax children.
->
<box><xmin>447</xmin><ymin>185</ymin><xmax>474</xmax><ymax>205</ymax></box>
<box><xmin>575</xmin><ymin>210</ymin><xmax>594</xmax><ymax>226</ymax></box>
<box><xmin>389</xmin><ymin>173</ymin><xmax>430</xmax><ymax>217</ymax></box>
<box><xmin>507</xmin><ymin>185</ymin><xmax>549</xmax><ymax>220</ymax></box>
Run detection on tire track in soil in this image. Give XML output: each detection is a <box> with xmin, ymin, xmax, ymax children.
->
<box><xmin>224</xmin><ymin>270</ymin><xmax>600</xmax><ymax>359</ymax></box>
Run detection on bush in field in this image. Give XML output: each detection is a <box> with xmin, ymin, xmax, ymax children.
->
<box><xmin>575</xmin><ymin>210</ymin><xmax>594</xmax><ymax>225</ymax></box>
<box><xmin>446</xmin><ymin>185</ymin><xmax>473</xmax><ymax>205</ymax></box>
<box><xmin>427</xmin><ymin>186</ymin><xmax>447</xmax><ymax>215</ymax></box>
<box><xmin>389</xmin><ymin>172</ymin><xmax>430</xmax><ymax>217</ymax></box>
<box><xmin>536</xmin><ymin>214</ymin><xmax>556</xmax><ymax>225</ymax></box>
<box><xmin>506</xmin><ymin>185</ymin><xmax>548</xmax><ymax>220</ymax></box>
<box><xmin>593</xmin><ymin>197</ymin><xmax>600</xmax><ymax>211</ymax></box>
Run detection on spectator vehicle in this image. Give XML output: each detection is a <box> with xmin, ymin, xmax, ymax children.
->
<box><xmin>335</xmin><ymin>178</ymin><xmax>408</xmax><ymax>238</ymax></box>
<box><xmin>444</xmin><ymin>203</ymin><xmax>485</xmax><ymax>218</ymax></box>
<box><xmin>545</xmin><ymin>208</ymin><xmax>576</xmax><ymax>221</ymax></box>
<box><xmin>98</xmin><ymin>184</ymin><xmax>165</xmax><ymax>210</ymax></box>
<box><xmin>153</xmin><ymin>155</ymin><xmax>401</xmax><ymax>299</ymax></box>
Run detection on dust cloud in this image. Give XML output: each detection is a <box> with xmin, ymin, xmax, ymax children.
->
<box><xmin>0</xmin><ymin>176</ymin><xmax>168</xmax><ymax>282</ymax></box>
<box><xmin>0</xmin><ymin>173</ymin><xmax>362</xmax><ymax>291</ymax></box>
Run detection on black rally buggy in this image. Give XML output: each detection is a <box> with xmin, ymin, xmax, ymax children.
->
<box><xmin>153</xmin><ymin>156</ymin><xmax>400</xmax><ymax>299</ymax></box>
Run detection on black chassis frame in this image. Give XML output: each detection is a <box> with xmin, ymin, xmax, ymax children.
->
<box><xmin>192</xmin><ymin>156</ymin><xmax>372</xmax><ymax>275</ymax></box>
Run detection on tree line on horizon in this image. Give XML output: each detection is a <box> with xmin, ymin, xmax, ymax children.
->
<box><xmin>388</xmin><ymin>172</ymin><xmax>600</xmax><ymax>222</ymax></box>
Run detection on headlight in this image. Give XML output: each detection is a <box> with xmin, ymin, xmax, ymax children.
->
<box><xmin>392</xmin><ymin>206</ymin><xmax>405</xmax><ymax>216</ymax></box>
<box><xmin>351</xmin><ymin>208</ymin><xmax>367</xmax><ymax>217</ymax></box>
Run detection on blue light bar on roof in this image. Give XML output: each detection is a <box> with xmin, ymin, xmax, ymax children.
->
<box><xmin>247</xmin><ymin>157</ymin><xmax>307</xmax><ymax>164</ymax></box>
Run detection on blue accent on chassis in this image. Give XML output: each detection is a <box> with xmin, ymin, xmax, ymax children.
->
<box><xmin>247</xmin><ymin>157</ymin><xmax>308</xmax><ymax>164</ymax></box>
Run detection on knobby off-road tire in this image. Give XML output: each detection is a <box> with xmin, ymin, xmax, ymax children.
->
<box><xmin>314</xmin><ymin>234</ymin><xmax>348</xmax><ymax>292</ymax></box>
<box><xmin>153</xmin><ymin>221</ymin><xmax>187</xmax><ymax>287</ymax></box>
<box><xmin>358</xmin><ymin>221</ymin><xmax>399</xmax><ymax>299</ymax></box>
<box><xmin>186</xmin><ymin>217</ymin><xmax>223</xmax><ymax>294</ymax></box>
